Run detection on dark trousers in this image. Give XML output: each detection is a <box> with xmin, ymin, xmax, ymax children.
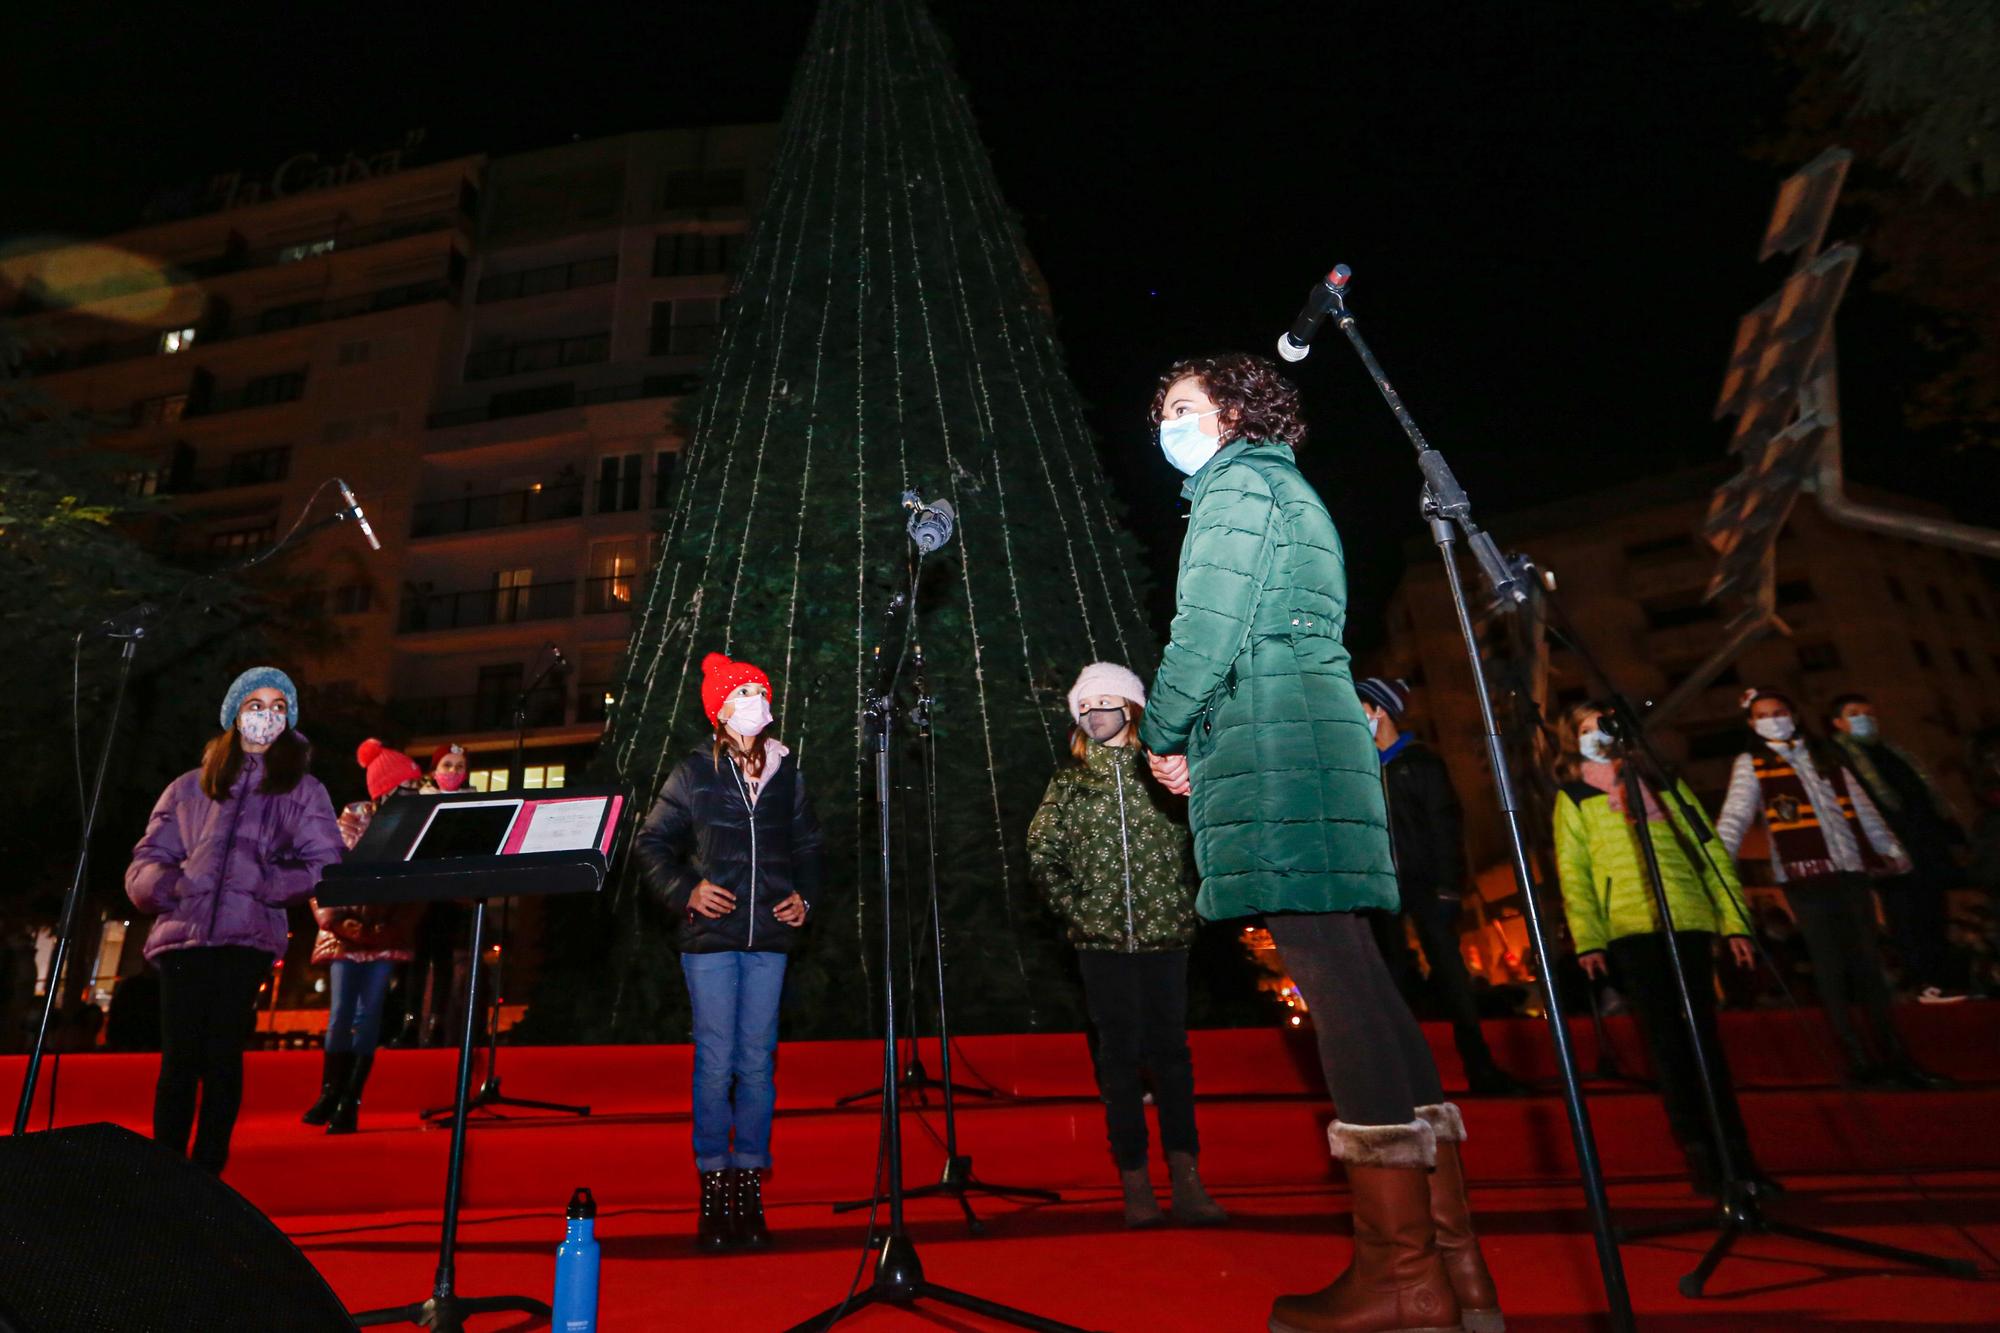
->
<box><xmin>1879</xmin><ymin>873</ymin><xmax>1952</xmax><ymax>992</ymax></box>
<box><xmin>1785</xmin><ymin>873</ymin><xmax>1906</xmax><ymax>1069</ymax></box>
<box><xmin>153</xmin><ymin>945</ymin><xmax>270</xmax><ymax>1174</ymax></box>
<box><xmin>1077</xmin><ymin>949</ymin><xmax>1199</xmax><ymax>1171</ymax></box>
<box><xmin>1267</xmin><ymin>911</ymin><xmax>1444</xmax><ymax>1126</ymax></box>
<box><xmin>1370</xmin><ymin>898</ymin><xmax>1499</xmax><ymax>1075</ymax></box>
<box><xmin>1605</xmin><ymin>931</ymin><xmax>1752</xmax><ymax>1157</ymax></box>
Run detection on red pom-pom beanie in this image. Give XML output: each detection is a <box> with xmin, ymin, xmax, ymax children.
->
<box><xmin>700</xmin><ymin>652</ymin><xmax>771</xmax><ymax>729</ymax></box>
<box><xmin>357</xmin><ymin>738</ymin><xmax>424</xmax><ymax>800</ymax></box>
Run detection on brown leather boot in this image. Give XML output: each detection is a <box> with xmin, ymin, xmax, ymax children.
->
<box><xmin>1269</xmin><ymin>1119</ymin><xmax>1459</xmax><ymax>1333</ymax></box>
<box><xmin>1417</xmin><ymin>1103</ymin><xmax>1503</xmax><ymax>1333</ymax></box>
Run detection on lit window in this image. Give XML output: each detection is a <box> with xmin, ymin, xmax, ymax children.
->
<box><xmin>467</xmin><ymin>769</ymin><xmax>510</xmax><ymax>793</ymax></box>
<box><xmin>277</xmin><ymin>238</ymin><xmax>337</xmax><ymax>264</ymax></box>
<box><xmin>522</xmin><ymin>764</ymin><xmax>567</xmax><ymax>791</ymax></box>
<box><xmin>160</xmin><ymin>327</ymin><xmax>198</xmax><ymax>354</ymax></box>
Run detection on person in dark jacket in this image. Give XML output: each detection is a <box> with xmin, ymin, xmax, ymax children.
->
<box><xmin>1357</xmin><ymin>678</ymin><xmax>1529</xmax><ymax>1098</ymax></box>
<box><xmin>302</xmin><ymin>740</ymin><xmax>425</xmax><ymax>1134</ymax></box>
<box><xmin>1028</xmin><ymin>661</ymin><xmax>1226</xmax><ymax>1229</ymax></box>
<box><xmin>1828</xmin><ymin>693</ymin><xmax>1968</xmax><ymax>1002</ymax></box>
<box><xmin>634</xmin><ymin>651</ymin><xmax>821</xmax><ymax>1253</ymax></box>
<box><xmin>125</xmin><ymin>667</ymin><xmax>344</xmax><ymax>1174</ymax></box>
<box><xmin>1139</xmin><ymin>355</ymin><xmax>1497</xmax><ymax>1333</ymax></box>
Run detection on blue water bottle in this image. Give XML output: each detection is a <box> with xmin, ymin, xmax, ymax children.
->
<box><xmin>552</xmin><ymin>1187</ymin><xmax>600</xmax><ymax>1333</ymax></box>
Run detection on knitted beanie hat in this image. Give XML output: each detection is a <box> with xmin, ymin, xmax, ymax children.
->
<box><xmin>700</xmin><ymin>652</ymin><xmax>772</xmax><ymax>728</ymax></box>
<box><xmin>1356</xmin><ymin>677</ymin><xmax>1410</xmax><ymax>719</ymax></box>
<box><xmin>357</xmin><ymin>739</ymin><xmax>424</xmax><ymax>801</ymax></box>
<box><xmin>1067</xmin><ymin>662</ymin><xmax>1147</xmax><ymax>721</ymax></box>
<box><xmin>219</xmin><ymin>666</ymin><xmax>299</xmax><ymax>731</ymax></box>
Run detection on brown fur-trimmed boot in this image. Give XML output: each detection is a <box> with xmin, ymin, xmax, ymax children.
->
<box><xmin>1416</xmin><ymin>1103</ymin><xmax>1504</xmax><ymax>1333</ymax></box>
<box><xmin>1268</xmin><ymin>1118</ymin><xmax>1459</xmax><ymax>1333</ymax></box>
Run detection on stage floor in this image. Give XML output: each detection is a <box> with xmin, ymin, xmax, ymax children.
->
<box><xmin>7</xmin><ymin>1008</ymin><xmax>1999</xmax><ymax>1329</ymax></box>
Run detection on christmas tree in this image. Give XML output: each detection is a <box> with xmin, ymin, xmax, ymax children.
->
<box><xmin>538</xmin><ymin>0</ymin><xmax>1156</xmax><ymax>1041</ymax></box>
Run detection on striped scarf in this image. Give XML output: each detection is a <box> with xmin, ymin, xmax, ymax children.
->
<box><xmin>1750</xmin><ymin>749</ymin><xmax>1884</xmax><ymax>880</ymax></box>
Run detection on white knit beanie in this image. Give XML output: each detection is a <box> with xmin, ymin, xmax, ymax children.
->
<box><xmin>1067</xmin><ymin>662</ymin><xmax>1147</xmax><ymax>720</ymax></box>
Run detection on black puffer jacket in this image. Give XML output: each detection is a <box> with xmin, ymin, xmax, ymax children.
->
<box><xmin>1380</xmin><ymin>739</ymin><xmax>1467</xmax><ymax>908</ymax></box>
<box><xmin>634</xmin><ymin>744</ymin><xmax>824</xmax><ymax>954</ymax></box>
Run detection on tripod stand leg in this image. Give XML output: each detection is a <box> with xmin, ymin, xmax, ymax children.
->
<box><xmin>919</xmin><ymin>1282</ymin><xmax>1105</xmax><ymax>1333</ymax></box>
<box><xmin>1678</xmin><ymin>1222</ymin><xmax>1740</xmax><ymax>1299</ymax></box>
<box><xmin>1763</xmin><ymin>1220</ymin><xmax>1979</xmax><ymax>1278</ymax></box>
<box><xmin>781</xmin><ymin>1287</ymin><xmax>885</xmax><ymax>1333</ymax></box>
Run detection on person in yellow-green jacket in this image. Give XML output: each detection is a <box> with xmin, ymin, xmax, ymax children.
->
<box><xmin>1553</xmin><ymin>701</ymin><xmax>1775</xmax><ymax>1198</ymax></box>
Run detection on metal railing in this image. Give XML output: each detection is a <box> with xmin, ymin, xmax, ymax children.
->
<box><xmin>394</xmin><ymin>689</ymin><xmax>569</xmax><ymax>734</ymax></box>
<box><xmin>410</xmin><ymin>482</ymin><xmax>584</xmax><ymax>538</ymax></box>
<box><xmin>582</xmin><ymin>575</ymin><xmax>639</xmax><ymax>615</ymax></box>
<box><xmin>425</xmin><ymin>374</ymin><xmax>706</xmax><ymax>429</ymax></box>
<box><xmin>399</xmin><ymin>580</ymin><xmax>577</xmax><ymax>633</ymax></box>
<box><xmin>464</xmin><ymin>331</ymin><xmax>610</xmax><ymax>383</ymax></box>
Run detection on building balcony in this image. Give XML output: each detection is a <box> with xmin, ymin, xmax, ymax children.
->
<box><xmin>8</xmin><ymin>210</ymin><xmax>466</xmax><ymax>320</ymax></box>
<box><xmin>425</xmin><ymin>373</ymin><xmax>704</xmax><ymax>431</ymax></box>
<box><xmin>393</xmin><ymin>689</ymin><xmax>569</xmax><ymax>736</ymax></box>
<box><xmin>399</xmin><ymin>580</ymin><xmax>577</xmax><ymax>634</ymax></box>
<box><xmin>581</xmin><ymin>575</ymin><xmax>640</xmax><ymax>615</ymax></box>
<box><xmin>23</xmin><ymin>277</ymin><xmax>461</xmax><ymax>377</ymax></box>
<box><xmin>410</xmin><ymin>482</ymin><xmax>585</xmax><ymax>539</ymax></box>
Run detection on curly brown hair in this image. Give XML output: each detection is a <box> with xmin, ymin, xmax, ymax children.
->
<box><xmin>1151</xmin><ymin>353</ymin><xmax>1307</xmax><ymax>451</ymax></box>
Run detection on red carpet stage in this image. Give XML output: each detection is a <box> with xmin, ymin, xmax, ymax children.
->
<box><xmin>7</xmin><ymin>1007</ymin><xmax>1999</xmax><ymax>1330</ymax></box>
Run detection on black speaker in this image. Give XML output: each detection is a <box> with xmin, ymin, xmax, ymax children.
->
<box><xmin>0</xmin><ymin>1123</ymin><xmax>356</xmax><ymax>1332</ymax></box>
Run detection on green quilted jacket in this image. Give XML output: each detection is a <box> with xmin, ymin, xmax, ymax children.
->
<box><xmin>1553</xmin><ymin>777</ymin><xmax>1753</xmax><ymax>956</ymax></box>
<box><xmin>1135</xmin><ymin>439</ymin><xmax>1397</xmax><ymax>920</ymax></box>
<box><xmin>1027</xmin><ymin>742</ymin><xmax>1198</xmax><ymax>952</ymax></box>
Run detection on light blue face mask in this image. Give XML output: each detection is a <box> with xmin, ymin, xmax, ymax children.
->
<box><xmin>1845</xmin><ymin>715</ymin><xmax>1879</xmax><ymax>742</ymax></box>
<box><xmin>1158</xmin><ymin>409</ymin><xmax>1222</xmax><ymax>475</ymax></box>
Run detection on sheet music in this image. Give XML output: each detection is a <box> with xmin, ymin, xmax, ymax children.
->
<box><xmin>515</xmin><ymin>798</ymin><xmax>610</xmax><ymax>854</ymax></box>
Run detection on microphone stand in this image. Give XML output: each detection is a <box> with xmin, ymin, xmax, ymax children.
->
<box><xmin>1309</xmin><ymin>269</ymin><xmax>1637</xmax><ymax>1331</ymax></box>
<box><xmin>12</xmin><ymin>493</ymin><xmax>368</xmax><ymax>1136</ymax></box>
<box><xmin>1541</xmin><ymin>609</ymin><xmax>1975</xmax><ymax>1294</ymax></box>
<box><xmin>788</xmin><ymin>557</ymin><xmax>1094</xmax><ymax>1333</ymax></box>
<box><xmin>422</xmin><ymin>648</ymin><xmax>589</xmax><ymax>1123</ymax></box>
<box><xmin>832</xmin><ymin>645</ymin><xmax>1060</xmax><ymax>1233</ymax></box>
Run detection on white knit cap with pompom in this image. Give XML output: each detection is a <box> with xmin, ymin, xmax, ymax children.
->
<box><xmin>1067</xmin><ymin>662</ymin><xmax>1147</xmax><ymax>720</ymax></box>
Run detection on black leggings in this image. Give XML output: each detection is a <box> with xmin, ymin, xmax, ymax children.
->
<box><xmin>1077</xmin><ymin>949</ymin><xmax>1199</xmax><ymax>1171</ymax></box>
<box><xmin>1785</xmin><ymin>873</ymin><xmax>1905</xmax><ymax>1068</ymax></box>
<box><xmin>1266</xmin><ymin>911</ymin><xmax>1443</xmax><ymax>1126</ymax></box>
<box><xmin>153</xmin><ymin>945</ymin><xmax>270</xmax><ymax>1174</ymax></box>
<box><xmin>1605</xmin><ymin>931</ymin><xmax>1752</xmax><ymax>1154</ymax></box>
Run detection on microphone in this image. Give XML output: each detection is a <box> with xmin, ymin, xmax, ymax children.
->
<box><xmin>1276</xmin><ymin>264</ymin><xmax>1352</xmax><ymax>363</ymax></box>
<box><xmin>335</xmin><ymin>478</ymin><xmax>381</xmax><ymax>551</ymax></box>
<box><xmin>903</xmin><ymin>490</ymin><xmax>957</xmax><ymax>554</ymax></box>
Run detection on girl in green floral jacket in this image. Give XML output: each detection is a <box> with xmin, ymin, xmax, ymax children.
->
<box><xmin>1028</xmin><ymin>662</ymin><xmax>1225</xmax><ymax>1229</ymax></box>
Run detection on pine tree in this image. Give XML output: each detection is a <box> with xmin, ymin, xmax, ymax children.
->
<box><xmin>533</xmin><ymin>0</ymin><xmax>1157</xmax><ymax>1042</ymax></box>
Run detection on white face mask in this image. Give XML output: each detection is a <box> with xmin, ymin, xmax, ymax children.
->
<box><xmin>1158</xmin><ymin>410</ymin><xmax>1222</xmax><ymax>475</ymax></box>
<box><xmin>725</xmin><ymin>694</ymin><xmax>772</xmax><ymax>740</ymax></box>
<box><xmin>1579</xmin><ymin>730</ymin><xmax>1617</xmax><ymax>763</ymax></box>
<box><xmin>1752</xmin><ymin>715</ymin><xmax>1796</xmax><ymax>742</ymax></box>
<box><xmin>238</xmin><ymin>709</ymin><xmax>287</xmax><ymax>747</ymax></box>
<box><xmin>1367</xmin><ymin>714</ymin><xmax>1381</xmax><ymax>738</ymax></box>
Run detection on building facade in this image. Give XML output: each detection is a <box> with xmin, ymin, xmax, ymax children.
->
<box><xmin>1376</xmin><ymin>467</ymin><xmax>2000</xmax><ymax>887</ymax></box>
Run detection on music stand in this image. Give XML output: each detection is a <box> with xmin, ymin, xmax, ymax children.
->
<box><xmin>320</xmin><ymin>786</ymin><xmax>624</xmax><ymax>1332</ymax></box>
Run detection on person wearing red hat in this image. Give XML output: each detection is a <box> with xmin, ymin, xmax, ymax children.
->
<box><xmin>301</xmin><ymin>741</ymin><xmax>424</xmax><ymax>1132</ymax></box>
<box><xmin>428</xmin><ymin>742</ymin><xmax>470</xmax><ymax>793</ymax></box>
<box><xmin>635</xmin><ymin>651</ymin><xmax>824</xmax><ymax>1253</ymax></box>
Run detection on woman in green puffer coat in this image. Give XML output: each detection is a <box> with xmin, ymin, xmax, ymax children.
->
<box><xmin>1028</xmin><ymin>661</ymin><xmax>1225</xmax><ymax>1230</ymax></box>
<box><xmin>1137</xmin><ymin>353</ymin><xmax>1496</xmax><ymax>1333</ymax></box>
<box><xmin>1553</xmin><ymin>701</ymin><xmax>1774</xmax><ymax>1198</ymax></box>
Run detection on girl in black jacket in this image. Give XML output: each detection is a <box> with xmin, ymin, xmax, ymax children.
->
<box><xmin>634</xmin><ymin>652</ymin><xmax>822</xmax><ymax>1253</ymax></box>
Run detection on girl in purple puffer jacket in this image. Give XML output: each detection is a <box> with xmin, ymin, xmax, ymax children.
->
<box><xmin>125</xmin><ymin>668</ymin><xmax>345</xmax><ymax>1173</ymax></box>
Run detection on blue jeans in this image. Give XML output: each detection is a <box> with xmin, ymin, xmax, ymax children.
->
<box><xmin>325</xmin><ymin>959</ymin><xmax>397</xmax><ymax>1055</ymax></box>
<box><xmin>680</xmin><ymin>950</ymin><xmax>788</xmax><ymax>1171</ymax></box>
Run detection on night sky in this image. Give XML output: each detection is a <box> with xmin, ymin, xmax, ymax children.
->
<box><xmin>8</xmin><ymin>1</ymin><xmax>1974</xmax><ymax>649</ymax></box>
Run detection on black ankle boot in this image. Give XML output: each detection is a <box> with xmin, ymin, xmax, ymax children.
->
<box><xmin>302</xmin><ymin>1050</ymin><xmax>351</xmax><ymax>1126</ymax></box>
<box><xmin>326</xmin><ymin>1050</ymin><xmax>374</xmax><ymax>1135</ymax></box>
<box><xmin>731</xmin><ymin>1168</ymin><xmax>770</xmax><ymax>1248</ymax></box>
<box><xmin>696</xmin><ymin>1170</ymin><xmax>733</xmax><ymax>1252</ymax></box>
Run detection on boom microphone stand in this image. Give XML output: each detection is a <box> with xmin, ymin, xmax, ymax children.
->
<box><xmin>1551</xmin><ymin>647</ymin><xmax>1974</xmax><ymax>1293</ymax></box>
<box><xmin>787</xmin><ymin>505</ymin><xmax>1094</xmax><ymax>1333</ymax></box>
<box><xmin>833</xmin><ymin>645</ymin><xmax>1060</xmax><ymax>1233</ymax></box>
<box><xmin>422</xmin><ymin>645</ymin><xmax>589</xmax><ymax>1122</ymax></box>
<box><xmin>1290</xmin><ymin>264</ymin><xmax>1636</xmax><ymax>1331</ymax></box>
